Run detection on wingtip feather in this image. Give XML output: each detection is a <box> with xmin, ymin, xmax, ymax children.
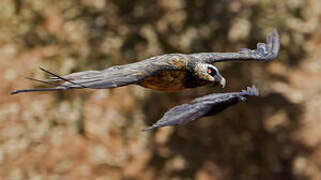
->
<box><xmin>142</xmin><ymin>125</ymin><xmax>156</xmax><ymax>132</ymax></box>
<box><xmin>244</xmin><ymin>85</ymin><xmax>259</xmax><ymax>96</ymax></box>
<box><xmin>10</xmin><ymin>90</ymin><xmax>19</xmax><ymax>95</ymax></box>
<box><xmin>268</xmin><ymin>29</ymin><xmax>280</xmax><ymax>60</ymax></box>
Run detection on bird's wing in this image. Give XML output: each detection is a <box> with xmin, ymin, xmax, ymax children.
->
<box><xmin>191</xmin><ymin>29</ymin><xmax>280</xmax><ymax>63</ymax></box>
<box><xmin>143</xmin><ymin>85</ymin><xmax>259</xmax><ymax>131</ymax></box>
<box><xmin>11</xmin><ymin>54</ymin><xmax>187</xmax><ymax>95</ymax></box>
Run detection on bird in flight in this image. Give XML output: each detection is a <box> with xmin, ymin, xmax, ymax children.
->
<box><xmin>143</xmin><ymin>85</ymin><xmax>259</xmax><ymax>131</ymax></box>
<box><xmin>11</xmin><ymin>30</ymin><xmax>279</xmax><ymax>95</ymax></box>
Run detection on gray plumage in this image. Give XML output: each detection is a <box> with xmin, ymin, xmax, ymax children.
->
<box><xmin>143</xmin><ymin>85</ymin><xmax>259</xmax><ymax>131</ymax></box>
<box><xmin>192</xmin><ymin>29</ymin><xmax>280</xmax><ymax>63</ymax></box>
<box><xmin>11</xmin><ymin>30</ymin><xmax>279</xmax><ymax>95</ymax></box>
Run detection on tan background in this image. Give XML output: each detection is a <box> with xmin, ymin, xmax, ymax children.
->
<box><xmin>0</xmin><ymin>0</ymin><xmax>321</xmax><ymax>179</ymax></box>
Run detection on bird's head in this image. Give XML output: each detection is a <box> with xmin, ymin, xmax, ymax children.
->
<box><xmin>194</xmin><ymin>63</ymin><xmax>226</xmax><ymax>88</ymax></box>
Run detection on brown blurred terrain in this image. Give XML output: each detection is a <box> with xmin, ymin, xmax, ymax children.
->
<box><xmin>0</xmin><ymin>0</ymin><xmax>321</xmax><ymax>179</ymax></box>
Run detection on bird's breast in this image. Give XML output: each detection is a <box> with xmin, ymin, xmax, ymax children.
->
<box><xmin>138</xmin><ymin>70</ymin><xmax>188</xmax><ymax>91</ymax></box>
<box><xmin>137</xmin><ymin>55</ymin><xmax>211</xmax><ymax>91</ymax></box>
<box><xmin>138</xmin><ymin>70</ymin><xmax>211</xmax><ymax>91</ymax></box>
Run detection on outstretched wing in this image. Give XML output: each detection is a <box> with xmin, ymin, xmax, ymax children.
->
<box><xmin>143</xmin><ymin>86</ymin><xmax>259</xmax><ymax>131</ymax></box>
<box><xmin>191</xmin><ymin>29</ymin><xmax>280</xmax><ymax>63</ymax></box>
<box><xmin>11</xmin><ymin>54</ymin><xmax>186</xmax><ymax>95</ymax></box>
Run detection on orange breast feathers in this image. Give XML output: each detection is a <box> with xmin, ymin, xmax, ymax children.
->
<box><xmin>138</xmin><ymin>70</ymin><xmax>187</xmax><ymax>91</ymax></box>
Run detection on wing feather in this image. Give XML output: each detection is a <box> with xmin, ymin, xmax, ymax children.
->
<box><xmin>191</xmin><ymin>29</ymin><xmax>280</xmax><ymax>63</ymax></box>
<box><xmin>143</xmin><ymin>86</ymin><xmax>259</xmax><ymax>131</ymax></box>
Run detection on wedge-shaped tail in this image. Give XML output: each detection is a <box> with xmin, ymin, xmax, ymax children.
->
<box><xmin>10</xmin><ymin>65</ymin><xmax>146</xmax><ymax>95</ymax></box>
<box><xmin>10</xmin><ymin>67</ymin><xmax>102</xmax><ymax>95</ymax></box>
<box><xmin>143</xmin><ymin>85</ymin><xmax>259</xmax><ymax>131</ymax></box>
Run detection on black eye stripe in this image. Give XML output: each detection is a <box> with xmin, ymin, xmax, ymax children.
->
<box><xmin>208</xmin><ymin>67</ymin><xmax>217</xmax><ymax>76</ymax></box>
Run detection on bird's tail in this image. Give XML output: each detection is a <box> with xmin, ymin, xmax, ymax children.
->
<box><xmin>11</xmin><ymin>67</ymin><xmax>104</xmax><ymax>95</ymax></box>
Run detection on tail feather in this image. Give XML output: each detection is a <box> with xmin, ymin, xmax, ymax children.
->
<box><xmin>25</xmin><ymin>77</ymin><xmax>65</xmax><ymax>87</ymax></box>
<box><xmin>39</xmin><ymin>67</ymin><xmax>88</xmax><ymax>88</ymax></box>
<box><xmin>11</xmin><ymin>87</ymin><xmax>66</xmax><ymax>95</ymax></box>
<box><xmin>10</xmin><ymin>68</ymin><xmax>104</xmax><ymax>95</ymax></box>
<box><xmin>42</xmin><ymin>68</ymin><xmax>105</xmax><ymax>89</ymax></box>
<box><xmin>48</xmin><ymin>70</ymin><xmax>102</xmax><ymax>82</ymax></box>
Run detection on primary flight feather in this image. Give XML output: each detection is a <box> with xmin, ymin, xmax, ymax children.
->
<box><xmin>143</xmin><ymin>85</ymin><xmax>259</xmax><ymax>131</ymax></box>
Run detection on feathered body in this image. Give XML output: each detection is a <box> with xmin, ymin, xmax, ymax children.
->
<box><xmin>11</xmin><ymin>30</ymin><xmax>279</xmax><ymax>95</ymax></box>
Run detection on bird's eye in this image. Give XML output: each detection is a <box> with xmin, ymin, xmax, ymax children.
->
<box><xmin>207</xmin><ymin>67</ymin><xmax>217</xmax><ymax>76</ymax></box>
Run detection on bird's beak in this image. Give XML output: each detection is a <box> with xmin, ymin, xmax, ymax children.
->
<box><xmin>214</xmin><ymin>75</ymin><xmax>226</xmax><ymax>88</ymax></box>
<box><xmin>220</xmin><ymin>77</ymin><xmax>226</xmax><ymax>88</ymax></box>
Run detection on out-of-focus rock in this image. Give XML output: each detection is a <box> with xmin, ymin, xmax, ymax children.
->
<box><xmin>0</xmin><ymin>0</ymin><xmax>321</xmax><ymax>179</ymax></box>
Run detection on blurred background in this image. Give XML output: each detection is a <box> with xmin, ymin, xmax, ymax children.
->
<box><xmin>0</xmin><ymin>0</ymin><xmax>320</xmax><ymax>179</ymax></box>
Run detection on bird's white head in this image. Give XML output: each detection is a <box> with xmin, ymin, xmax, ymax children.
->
<box><xmin>194</xmin><ymin>63</ymin><xmax>226</xmax><ymax>88</ymax></box>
